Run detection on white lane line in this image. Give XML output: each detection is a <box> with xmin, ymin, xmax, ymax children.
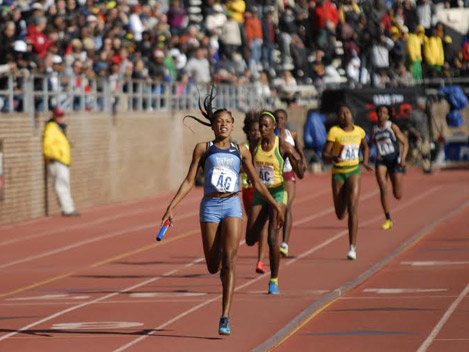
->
<box><xmin>0</xmin><ymin>209</ymin><xmax>198</xmax><ymax>270</ymax></box>
<box><xmin>285</xmin><ymin>187</ymin><xmax>442</xmax><ymax>267</ymax></box>
<box><xmin>51</xmin><ymin>322</ymin><xmax>144</xmax><ymax>330</ymax></box>
<box><xmin>0</xmin><ymin>185</ymin><xmax>440</xmax><ymax>347</ymax></box>
<box><xmin>363</xmin><ymin>288</ymin><xmax>448</xmax><ymax>294</ymax></box>
<box><xmin>129</xmin><ymin>292</ymin><xmax>207</xmax><ymax>298</ymax></box>
<box><xmin>401</xmin><ymin>261</ymin><xmax>469</xmax><ymax>266</ymax></box>
<box><xmin>0</xmin><ymin>257</ymin><xmax>205</xmax><ymax>342</ymax></box>
<box><xmin>417</xmin><ymin>283</ymin><xmax>469</xmax><ymax>352</ymax></box>
<box><xmin>7</xmin><ymin>294</ymin><xmax>90</xmax><ymax>301</ymax></box>
<box><xmin>0</xmin><ymin>193</ymin><xmax>200</xmax><ymax>247</ymax></box>
<box><xmin>293</xmin><ymin>190</ymin><xmax>379</xmax><ymax>226</ymax></box>
<box><xmin>113</xmin><ymin>187</ymin><xmax>441</xmax><ymax>352</ymax></box>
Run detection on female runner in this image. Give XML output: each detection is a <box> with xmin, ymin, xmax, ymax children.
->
<box><xmin>322</xmin><ymin>104</ymin><xmax>372</xmax><ymax>260</ymax></box>
<box><xmin>275</xmin><ymin>109</ymin><xmax>306</xmax><ymax>257</ymax></box>
<box><xmin>371</xmin><ymin>105</ymin><xmax>408</xmax><ymax>230</ymax></box>
<box><xmin>161</xmin><ymin>90</ymin><xmax>284</xmax><ymax>336</ymax></box>
<box><xmin>245</xmin><ymin>111</ymin><xmax>304</xmax><ymax>295</ymax></box>
<box><xmin>241</xmin><ymin>112</ymin><xmax>268</xmax><ymax>274</ymax></box>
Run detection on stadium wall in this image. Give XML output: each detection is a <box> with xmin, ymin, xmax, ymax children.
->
<box><xmin>0</xmin><ymin>108</ymin><xmax>308</xmax><ymax>226</ymax></box>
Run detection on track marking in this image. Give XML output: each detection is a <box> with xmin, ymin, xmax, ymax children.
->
<box><xmin>0</xmin><ymin>229</ymin><xmax>197</xmax><ymax>299</ymax></box>
<box><xmin>0</xmin><ymin>186</ymin><xmax>350</xmax><ymax>299</ymax></box>
<box><xmin>417</xmin><ymin>283</ymin><xmax>469</xmax><ymax>352</ymax></box>
<box><xmin>401</xmin><ymin>261</ymin><xmax>469</xmax><ymax>266</ymax></box>
<box><xmin>129</xmin><ymin>292</ymin><xmax>207</xmax><ymax>298</ymax></box>
<box><xmin>114</xmin><ymin>188</ymin><xmax>441</xmax><ymax>352</ymax></box>
<box><xmin>363</xmin><ymin>288</ymin><xmax>448</xmax><ymax>294</ymax></box>
<box><xmin>7</xmin><ymin>294</ymin><xmax>90</xmax><ymax>301</ymax></box>
<box><xmin>51</xmin><ymin>322</ymin><xmax>143</xmax><ymax>330</ymax></box>
<box><xmin>0</xmin><ymin>184</ymin><xmax>436</xmax><ymax>346</ymax></box>
<box><xmin>293</xmin><ymin>190</ymin><xmax>378</xmax><ymax>226</ymax></box>
<box><xmin>0</xmin><ymin>193</ymin><xmax>200</xmax><ymax>247</ymax></box>
<box><xmin>0</xmin><ymin>257</ymin><xmax>205</xmax><ymax>342</ymax></box>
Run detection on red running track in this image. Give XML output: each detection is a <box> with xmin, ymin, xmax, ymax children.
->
<box><xmin>0</xmin><ymin>168</ymin><xmax>467</xmax><ymax>351</ymax></box>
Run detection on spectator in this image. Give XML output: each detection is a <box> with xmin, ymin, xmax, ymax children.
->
<box><xmin>407</xmin><ymin>25</ymin><xmax>426</xmax><ymax>81</ymax></box>
<box><xmin>220</xmin><ymin>11</ymin><xmax>242</xmax><ymax>57</ymax></box>
<box><xmin>226</xmin><ymin>0</ymin><xmax>246</xmax><ymax>24</ymax></box>
<box><xmin>167</xmin><ymin>0</ymin><xmax>188</xmax><ymax>36</ymax></box>
<box><xmin>27</xmin><ymin>16</ymin><xmax>54</xmax><ymax>59</ymax></box>
<box><xmin>184</xmin><ymin>47</ymin><xmax>211</xmax><ymax>84</ymax></box>
<box><xmin>261</xmin><ymin>8</ymin><xmax>276</xmax><ymax>73</ymax></box>
<box><xmin>244</xmin><ymin>7</ymin><xmax>263</xmax><ymax>78</ymax></box>
<box><xmin>423</xmin><ymin>26</ymin><xmax>444</xmax><ymax>77</ymax></box>
<box><xmin>43</xmin><ymin>108</ymin><xmax>80</xmax><ymax>217</ymax></box>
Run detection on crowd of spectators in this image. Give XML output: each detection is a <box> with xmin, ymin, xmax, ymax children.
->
<box><xmin>0</xmin><ymin>0</ymin><xmax>469</xmax><ymax>110</ymax></box>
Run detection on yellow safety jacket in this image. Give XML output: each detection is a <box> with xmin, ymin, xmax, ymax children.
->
<box><xmin>43</xmin><ymin>121</ymin><xmax>71</xmax><ymax>166</ymax></box>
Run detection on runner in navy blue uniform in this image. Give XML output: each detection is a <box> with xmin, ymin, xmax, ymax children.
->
<box><xmin>161</xmin><ymin>88</ymin><xmax>284</xmax><ymax>336</ymax></box>
<box><xmin>371</xmin><ymin>105</ymin><xmax>409</xmax><ymax>230</ymax></box>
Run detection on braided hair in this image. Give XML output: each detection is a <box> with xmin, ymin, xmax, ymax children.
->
<box><xmin>184</xmin><ymin>86</ymin><xmax>233</xmax><ymax>127</ymax></box>
<box><xmin>242</xmin><ymin>111</ymin><xmax>261</xmax><ymax>136</ymax></box>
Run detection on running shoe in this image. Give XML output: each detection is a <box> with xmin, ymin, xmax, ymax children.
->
<box><xmin>218</xmin><ymin>316</ymin><xmax>231</xmax><ymax>336</ymax></box>
<box><xmin>256</xmin><ymin>261</ymin><xmax>266</xmax><ymax>274</ymax></box>
<box><xmin>279</xmin><ymin>242</ymin><xmax>289</xmax><ymax>257</ymax></box>
<box><xmin>347</xmin><ymin>247</ymin><xmax>357</xmax><ymax>260</ymax></box>
<box><xmin>381</xmin><ymin>219</ymin><xmax>393</xmax><ymax>230</ymax></box>
<box><xmin>268</xmin><ymin>281</ymin><xmax>280</xmax><ymax>295</ymax></box>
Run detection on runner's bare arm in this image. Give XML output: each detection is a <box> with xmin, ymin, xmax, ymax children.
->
<box><xmin>280</xmin><ymin>139</ymin><xmax>305</xmax><ymax>179</ymax></box>
<box><xmin>360</xmin><ymin>138</ymin><xmax>373</xmax><ymax>171</ymax></box>
<box><xmin>240</xmin><ymin>144</ymin><xmax>285</xmax><ymax>228</ymax></box>
<box><xmin>391</xmin><ymin>123</ymin><xmax>409</xmax><ymax>168</ymax></box>
<box><xmin>291</xmin><ymin>130</ymin><xmax>307</xmax><ymax>170</ymax></box>
<box><xmin>322</xmin><ymin>141</ymin><xmax>339</xmax><ymax>163</ymax></box>
<box><xmin>161</xmin><ymin>142</ymin><xmax>206</xmax><ymax>225</ymax></box>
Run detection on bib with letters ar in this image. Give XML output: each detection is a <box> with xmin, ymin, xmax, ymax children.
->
<box><xmin>340</xmin><ymin>144</ymin><xmax>360</xmax><ymax>162</ymax></box>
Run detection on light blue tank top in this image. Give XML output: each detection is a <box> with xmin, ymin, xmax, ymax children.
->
<box><xmin>203</xmin><ymin>141</ymin><xmax>241</xmax><ymax>194</ymax></box>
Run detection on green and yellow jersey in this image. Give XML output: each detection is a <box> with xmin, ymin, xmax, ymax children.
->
<box><xmin>327</xmin><ymin>125</ymin><xmax>366</xmax><ymax>174</ymax></box>
<box><xmin>253</xmin><ymin>136</ymin><xmax>284</xmax><ymax>188</ymax></box>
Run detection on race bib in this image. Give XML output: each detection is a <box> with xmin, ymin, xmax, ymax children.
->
<box><xmin>256</xmin><ymin>165</ymin><xmax>274</xmax><ymax>186</ymax></box>
<box><xmin>340</xmin><ymin>144</ymin><xmax>359</xmax><ymax>161</ymax></box>
<box><xmin>377</xmin><ymin>138</ymin><xmax>395</xmax><ymax>156</ymax></box>
<box><xmin>211</xmin><ymin>167</ymin><xmax>237</xmax><ymax>192</ymax></box>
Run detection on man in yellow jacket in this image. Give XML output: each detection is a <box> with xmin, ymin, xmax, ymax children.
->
<box><xmin>43</xmin><ymin>108</ymin><xmax>79</xmax><ymax>216</ymax></box>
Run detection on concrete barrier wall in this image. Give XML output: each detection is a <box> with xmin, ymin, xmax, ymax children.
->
<box><xmin>0</xmin><ymin>108</ymin><xmax>308</xmax><ymax>226</ymax></box>
<box><xmin>1</xmin><ymin>103</ymin><xmax>462</xmax><ymax>226</ymax></box>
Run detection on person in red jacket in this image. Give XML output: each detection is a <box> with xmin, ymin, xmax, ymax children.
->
<box><xmin>26</xmin><ymin>17</ymin><xmax>54</xmax><ymax>59</ymax></box>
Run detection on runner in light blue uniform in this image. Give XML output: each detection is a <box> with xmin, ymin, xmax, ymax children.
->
<box><xmin>200</xmin><ymin>141</ymin><xmax>243</xmax><ymax>223</ymax></box>
<box><xmin>161</xmin><ymin>87</ymin><xmax>284</xmax><ymax>337</ymax></box>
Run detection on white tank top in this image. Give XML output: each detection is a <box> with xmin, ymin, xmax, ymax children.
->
<box><xmin>283</xmin><ymin>129</ymin><xmax>295</xmax><ymax>172</ymax></box>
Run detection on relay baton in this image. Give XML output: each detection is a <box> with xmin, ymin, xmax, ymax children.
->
<box><xmin>156</xmin><ymin>219</ymin><xmax>171</xmax><ymax>241</ymax></box>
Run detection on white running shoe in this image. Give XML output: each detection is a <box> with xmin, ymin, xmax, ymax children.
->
<box><xmin>347</xmin><ymin>247</ymin><xmax>357</xmax><ymax>260</ymax></box>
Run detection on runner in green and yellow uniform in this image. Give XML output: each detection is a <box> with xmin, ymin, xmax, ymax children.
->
<box><xmin>323</xmin><ymin>104</ymin><xmax>372</xmax><ymax>261</ymax></box>
<box><xmin>245</xmin><ymin>111</ymin><xmax>305</xmax><ymax>295</ymax></box>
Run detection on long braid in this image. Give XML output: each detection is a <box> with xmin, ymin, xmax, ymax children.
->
<box><xmin>184</xmin><ymin>85</ymin><xmax>233</xmax><ymax>127</ymax></box>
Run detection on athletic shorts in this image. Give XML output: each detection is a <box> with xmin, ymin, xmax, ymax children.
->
<box><xmin>283</xmin><ymin>171</ymin><xmax>296</xmax><ymax>182</ymax></box>
<box><xmin>332</xmin><ymin>166</ymin><xmax>361</xmax><ymax>182</ymax></box>
<box><xmin>242</xmin><ymin>187</ymin><xmax>255</xmax><ymax>213</ymax></box>
<box><xmin>200</xmin><ymin>195</ymin><xmax>243</xmax><ymax>223</ymax></box>
<box><xmin>252</xmin><ymin>184</ymin><xmax>288</xmax><ymax>206</ymax></box>
<box><xmin>376</xmin><ymin>158</ymin><xmax>404</xmax><ymax>174</ymax></box>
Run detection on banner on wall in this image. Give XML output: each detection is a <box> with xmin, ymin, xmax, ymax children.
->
<box><xmin>320</xmin><ymin>87</ymin><xmax>426</xmax><ymax>131</ymax></box>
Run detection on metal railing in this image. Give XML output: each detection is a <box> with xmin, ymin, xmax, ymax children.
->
<box><xmin>0</xmin><ymin>74</ymin><xmax>286</xmax><ymax>116</ymax></box>
<box><xmin>1</xmin><ymin>73</ymin><xmax>467</xmax><ymax>118</ymax></box>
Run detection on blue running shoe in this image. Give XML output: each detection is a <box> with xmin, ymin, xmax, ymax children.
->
<box><xmin>268</xmin><ymin>281</ymin><xmax>279</xmax><ymax>295</ymax></box>
<box><xmin>218</xmin><ymin>316</ymin><xmax>230</xmax><ymax>336</ymax></box>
